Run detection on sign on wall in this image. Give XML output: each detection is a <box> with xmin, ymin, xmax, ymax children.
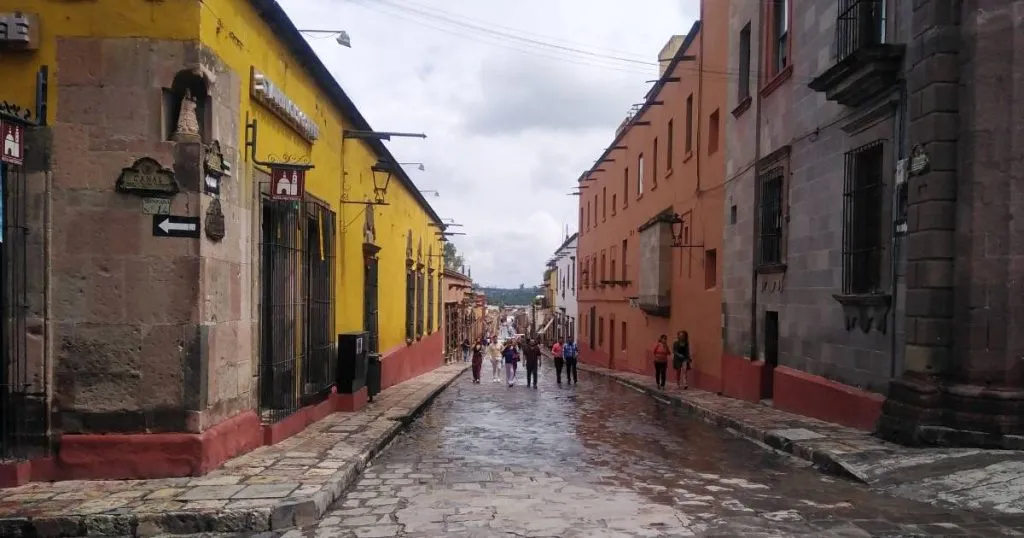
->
<box><xmin>250</xmin><ymin>67</ymin><xmax>320</xmax><ymax>142</ymax></box>
<box><xmin>1</xmin><ymin>120</ymin><xmax>24</xmax><ymax>166</ymax></box>
<box><xmin>270</xmin><ymin>167</ymin><xmax>305</xmax><ymax>201</ymax></box>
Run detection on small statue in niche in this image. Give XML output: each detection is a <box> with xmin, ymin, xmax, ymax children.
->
<box><xmin>205</xmin><ymin>197</ymin><xmax>226</xmax><ymax>242</ymax></box>
<box><xmin>173</xmin><ymin>89</ymin><xmax>203</xmax><ymax>143</ymax></box>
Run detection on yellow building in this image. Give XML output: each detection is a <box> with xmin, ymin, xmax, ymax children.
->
<box><xmin>0</xmin><ymin>0</ymin><xmax>446</xmax><ymax>484</ymax></box>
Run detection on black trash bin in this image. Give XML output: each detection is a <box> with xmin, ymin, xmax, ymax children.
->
<box><xmin>366</xmin><ymin>353</ymin><xmax>382</xmax><ymax>402</ymax></box>
<box><xmin>337</xmin><ymin>332</ymin><xmax>368</xmax><ymax>394</ymax></box>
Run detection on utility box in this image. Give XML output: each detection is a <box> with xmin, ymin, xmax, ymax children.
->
<box><xmin>337</xmin><ymin>331</ymin><xmax>368</xmax><ymax>394</ymax></box>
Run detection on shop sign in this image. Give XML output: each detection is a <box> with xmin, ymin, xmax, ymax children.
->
<box><xmin>1</xmin><ymin>119</ymin><xmax>24</xmax><ymax>166</ymax></box>
<box><xmin>142</xmin><ymin>197</ymin><xmax>171</xmax><ymax>215</ymax></box>
<box><xmin>271</xmin><ymin>167</ymin><xmax>305</xmax><ymax>201</ymax></box>
<box><xmin>0</xmin><ymin>12</ymin><xmax>38</xmax><ymax>50</ymax></box>
<box><xmin>116</xmin><ymin>157</ymin><xmax>180</xmax><ymax>196</ymax></box>
<box><xmin>250</xmin><ymin>67</ymin><xmax>320</xmax><ymax>142</ymax></box>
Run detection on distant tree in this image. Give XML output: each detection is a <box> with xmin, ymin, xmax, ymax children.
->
<box><xmin>443</xmin><ymin>242</ymin><xmax>464</xmax><ymax>271</ymax></box>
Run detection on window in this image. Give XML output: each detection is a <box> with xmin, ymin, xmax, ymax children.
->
<box><xmin>621</xmin><ymin>321</ymin><xmax>627</xmax><ymax>350</ymax></box>
<box><xmin>592</xmin><ymin>257</ymin><xmax>597</xmax><ymax>288</ymax></box>
<box><xmin>623</xmin><ymin>168</ymin><xmax>629</xmax><ymax>208</ymax></box>
<box><xmin>758</xmin><ymin>166</ymin><xmax>785</xmax><ymax>266</ymax></box>
<box><xmin>610</xmin><ymin>245</ymin><xmax>618</xmax><ymax>283</ymax></box>
<box><xmin>416</xmin><ymin>269</ymin><xmax>424</xmax><ymax>337</ymax></box>
<box><xmin>836</xmin><ymin>0</ymin><xmax>887</xmax><ymax>62</ymax></box>
<box><xmin>612</xmin><ymin>193</ymin><xmax>617</xmax><ymax>215</ymax></box>
<box><xmin>666</xmin><ymin>119</ymin><xmax>674</xmax><ymax>171</ymax></box>
<box><xmin>738</xmin><ymin>23</ymin><xmax>751</xmax><ymax>102</ymax></box>
<box><xmin>582</xmin><ymin>256</ymin><xmax>588</xmax><ymax>287</ymax></box>
<box><xmin>586</xmin><ymin>201</ymin><xmax>591</xmax><ymax>230</ymax></box>
<box><xmin>637</xmin><ymin>154</ymin><xmax>645</xmax><ymax>196</ymax></box>
<box><xmin>708</xmin><ymin>109</ymin><xmax>720</xmax><ymax>155</ymax></box>
<box><xmin>767</xmin><ymin>0</ymin><xmax>790</xmax><ymax>77</ymax></box>
<box><xmin>704</xmin><ymin>249</ymin><xmax>717</xmax><ymax>289</ymax></box>
<box><xmin>621</xmin><ymin>239</ymin><xmax>628</xmax><ymax>280</ymax></box>
<box><xmin>652</xmin><ymin>138</ymin><xmax>659</xmax><ymax>186</ymax></box>
<box><xmin>594</xmin><ymin>195</ymin><xmax>598</xmax><ymax>227</ymax></box>
<box><xmin>427</xmin><ymin>271</ymin><xmax>434</xmax><ymax>332</ymax></box>
<box><xmin>685</xmin><ymin>94</ymin><xmax>694</xmax><ymax>154</ymax></box>
<box><xmin>598</xmin><ymin>317</ymin><xmax>604</xmax><ymax>346</ymax></box>
<box><xmin>570</xmin><ymin>256</ymin><xmax>576</xmax><ymax>290</ymax></box>
<box><xmin>600</xmin><ymin>251</ymin><xmax>607</xmax><ymax>283</ymax></box>
<box><xmin>405</xmin><ymin>267</ymin><xmax>415</xmax><ymax>341</ymax></box>
<box><xmin>842</xmin><ymin>140</ymin><xmax>885</xmax><ymax>294</ymax></box>
<box><xmin>602</xmin><ymin>186</ymin><xmax>607</xmax><ymax>221</ymax></box>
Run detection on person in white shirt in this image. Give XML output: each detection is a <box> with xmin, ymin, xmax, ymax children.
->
<box><xmin>487</xmin><ymin>339</ymin><xmax>503</xmax><ymax>382</ymax></box>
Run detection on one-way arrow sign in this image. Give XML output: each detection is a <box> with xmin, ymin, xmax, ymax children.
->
<box><xmin>152</xmin><ymin>215</ymin><xmax>201</xmax><ymax>238</ymax></box>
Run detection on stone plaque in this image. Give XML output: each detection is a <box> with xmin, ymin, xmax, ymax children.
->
<box><xmin>205</xmin><ymin>198</ymin><xmax>225</xmax><ymax>242</ymax></box>
<box><xmin>141</xmin><ymin>197</ymin><xmax>171</xmax><ymax>215</ymax></box>
<box><xmin>116</xmin><ymin>157</ymin><xmax>180</xmax><ymax>196</ymax></box>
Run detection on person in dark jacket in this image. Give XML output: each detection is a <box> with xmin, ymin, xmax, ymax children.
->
<box><xmin>673</xmin><ymin>331</ymin><xmax>692</xmax><ymax>389</ymax></box>
<box><xmin>502</xmin><ymin>341</ymin><xmax>520</xmax><ymax>387</ymax></box>
<box><xmin>471</xmin><ymin>340</ymin><xmax>484</xmax><ymax>383</ymax></box>
<box><xmin>523</xmin><ymin>338</ymin><xmax>542</xmax><ymax>388</ymax></box>
<box><xmin>461</xmin><ymin>339</ymin><xmax>471</xmax><ymax>363</ymax></box>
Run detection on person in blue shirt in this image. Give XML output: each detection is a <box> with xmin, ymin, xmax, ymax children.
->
<box><xmin>562</xmin><ymin>337</ymin><xmax>579</xmax><ymax>385</ymax></box>
<box><xmin>502</xmin><ymin>340</ymin><xmax>520</xmax><ymax>387</ymax></box>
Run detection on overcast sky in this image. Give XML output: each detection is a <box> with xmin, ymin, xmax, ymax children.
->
<box><xmin>280</xmin><ymin>0</ymin><xmax>699</xmax><ymax>287</ymax></box>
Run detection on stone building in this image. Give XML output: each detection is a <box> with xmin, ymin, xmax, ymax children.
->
<box><xmin>722</xmin><ymin>0</ymin><xmax>912</xmax><ymax>429</ymax></box>
<box><xmin>0</xmin><ymin>0</ymin><xmax>446</xmax><ymax>485</ymax></box>
<box><xmin>550</xmin><ymin>233</ymin><xmax>578</xmax><ymax>344</ymax></box>
<box><xmin>721</xmin><ymin>0</ymin><xmax>1024</xmax><ymax>441</ymax></box>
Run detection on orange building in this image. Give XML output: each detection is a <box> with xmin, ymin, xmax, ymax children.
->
<box><xmin>576</xmin><ymin>1</ymin><xmax>729</xmax><ymax>391</ymax></box>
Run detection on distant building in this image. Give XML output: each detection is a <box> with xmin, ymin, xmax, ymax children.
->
<box><xmin>551</xmin><ymin>233</ymin><xmax>578</xmax><ymax>343</ymax></box>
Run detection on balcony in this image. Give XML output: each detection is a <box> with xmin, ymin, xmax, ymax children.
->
<box><xmin>637</xmin><ymin>293</ymin><xmax>670</xmax><ymax>317</ymax></box>
<box><xmin>808</xmin><ymin>0</ymin><xmax>904</xmax><ymax>108</ymax></box>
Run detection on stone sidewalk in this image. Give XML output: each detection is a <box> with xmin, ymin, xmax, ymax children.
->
<box><xmin>577</xmin><ymin>362</ymin><xmax>1024</xmax><ymax>517</ymax></box>
<box><xmin>0</xmin><ymin>363</ymin><xmax>469</xmax><ymax>537</ymax></box>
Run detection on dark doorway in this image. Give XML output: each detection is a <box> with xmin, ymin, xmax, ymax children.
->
<box><xmin>763</xmin><ymin>311</ymin><xmax>779</xmax><ymax>401</ymax></box>
<box><xmin>364</xmin><ymin>254</ymin><xmax>379</xmax><ymax>355</ymax></box>
<box><xmin>588</xmin><ymin>306</ymin><xmax>596</xmax><ymax>350</ymax></box>
<box><xmin>608</xmin><ymin>317</ymin><xmax>616</xmax><ymax>369</ymax></box>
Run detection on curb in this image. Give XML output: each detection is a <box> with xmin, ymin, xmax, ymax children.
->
<box><xmin>577</xmin><ymin>363</ymin><xmax>865</xmax><ymax>483</ymax></box>
<box><xmin>0</xmin><ymin>364</ymin><xmax>470</xmax><ymax>537</ymax></box>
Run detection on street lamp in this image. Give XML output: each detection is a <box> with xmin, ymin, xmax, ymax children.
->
<box><xmin>420</xmin><ymin>189</ymin><xmax>440</xmax><ymax>197</ymax></box>
<box><xmin>399</xmin><ymin>162</ymin><xmax>426</xmax><ymax>171</ymax></box>
<box><xmin>297</xmin><ymin>29</ymin><xmax>352</xmax><ymax>48</ymax></box>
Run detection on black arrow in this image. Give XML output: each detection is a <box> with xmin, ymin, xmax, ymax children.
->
<box><xmin>152</xmin><ymin>215</ymin><xmax>201</xmax><ymax>238</ymax></box>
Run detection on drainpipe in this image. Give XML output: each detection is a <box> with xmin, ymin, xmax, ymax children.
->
<box><xmin>43</xmin><ymin>168</ymin><xmax>53</xmax><ymax>445</ymax></box>
<box><xmin>749</xmin><ymin>0</ymin><xmax>766</xmax><ymax>362</ymax></box>
<box><xmin>695</xmin><ymin>5</ymin><xmax>705</xmax><ymax>196</ymax></box>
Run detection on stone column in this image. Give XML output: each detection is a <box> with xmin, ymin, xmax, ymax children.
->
<box><xmin>880</xmin><ymin>1</ymin><xmax>1024</xmax><ymax>446</ymax></box>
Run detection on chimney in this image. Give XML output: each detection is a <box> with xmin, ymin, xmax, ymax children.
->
<box><xmin>658</xmin><ymin>35</ymin><xmax>686</xmax><ymax>76</ymax></box>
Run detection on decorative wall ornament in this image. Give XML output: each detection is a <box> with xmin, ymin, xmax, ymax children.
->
<box><xmin>203</xmin><ymin>141</ymin><xmax>230</xmax><ymax>194</ymax></box>
<box><xmin>205</xmin><ymin>198</ymin><xmax>226</xmax><ymax>242</ymax></box>
<box><xmin>406</xmin><ymin>230</ymin><xmax>413</xmax><ymax>259</ymax></box>
<box><xmin>363</xmin><ymin>206</ymin><xmax>376</xmax><ymax>245</ymax></box>
<box><xmin>833</xmin><ymin>294</ymin><xmax>891</xmax><ymax>334</ymax></box>
<box><xmin>0</xmin><ymin>101</ymin><xmax>31</xmax><ymax>122</ymax></box>
<box><xmin>116</xmin><ymin>157</ymin><xmax>180</xmax><ymax>196</ymax></box>
<box><xmin>173</xmin><ymin>89</ymin><xmax>202</xmax><ymax>143</ymax></box>
<box><xmin>417</xmin><ymin>238</ymin><xmax>423</xmax><ymax>266</ymax></box>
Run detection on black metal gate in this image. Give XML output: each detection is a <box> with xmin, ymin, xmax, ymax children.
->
<box><xmin>363</xmin><ymin>255</ymin><xmax>379</xmax><ymax>354</ymax></box>
<box><xmin>259</xmin><ymin>199</ymin><xmax>304</xmax><ymax>423</ymax></box>
<box><xmin>0</xmin><ymin>160</ymin><xmax>45</xmax><ymax>459</ymax></box>
<box><xmin>301</xmin><ymin>202</ymin><xmax>336</xmax><ymax>406</ymax></box>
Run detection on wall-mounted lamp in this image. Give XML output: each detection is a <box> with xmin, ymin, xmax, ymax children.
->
<box><xmin>420</xmin><ymin>189</ymin><xmax>440</xmax><ymax>197</ymax></box>
<box><xmin>669</xmin><ymin>212</ymin><xmax>704</xmax><ymax>249</ymax></box>
<box><xmin>400</xmin><ymin>162</ymin><xmax>426</xmax><ymax>171</ymax></box>
<box><xmin>343</xmin><ymin>130</ymin><xmax>427</xmax><ymax>141</ymax></box>
<box><xmin>298</xmin><ymin>29</ymin><xmax>352</xmax><ymax>48</ymax></box>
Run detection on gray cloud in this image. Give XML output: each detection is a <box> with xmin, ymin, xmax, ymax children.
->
<box><xmin>282</xmin><ymin>0</ymin><xmax>697</xmax><ymax>287</ymax></box>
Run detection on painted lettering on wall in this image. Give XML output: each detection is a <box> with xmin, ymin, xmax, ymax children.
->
<box><xmin>250</xmin><ymin>67</ymin><xmax>320</xmax><ymax>142</ymax></box>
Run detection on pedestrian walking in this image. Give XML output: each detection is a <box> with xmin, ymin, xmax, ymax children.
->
<box><xmin>461</xmin><ymin>339</ymin><xmax>471</xmax><ymax>363</ymax></box>
<box><xmin>502</xmin><ymin>341</ymin><xmax>519</xmax><ymax>387</ymax></box>
<box><xmin>488</xmin><ymin>338</ymin><xmax>503</xmax><ymax>382</ymax></box>
<box><xmin>673</xmin><ymin>330</ymin><xmax>692</xmax><ymax>389</ymax></box>
<box><xmin>652</xmin><ymin>334</ymin><xmax>670</xmax><ymax>390</ymax></box>
<box><xmin>550</xmin><ymin>338</ymin><xmax>564</xmax><ymax>384</ymax></box>
<box><xmin>471</xmin><ymin>340</ymin><xmax>484</xmax><ymax>383</ymax></box>
<box><xmin>523</xmin><ymin>338</ymin><xmax>541</xmax><ymax>388</ymax></box>
<box><xmin>562</xmin><ymin>337</ymin><xmax>579</xmax><ymax>385</ymax></box>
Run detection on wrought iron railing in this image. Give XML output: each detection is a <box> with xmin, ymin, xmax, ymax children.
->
<box><xmin>301</xmin><ymin>202</ymin><xmax>336</xmax><ymax>406</ymax></box>
<box><xmin>835</xmin><ymin>0</ymin><xmax>886</xmax><ymax>62</ymax></box>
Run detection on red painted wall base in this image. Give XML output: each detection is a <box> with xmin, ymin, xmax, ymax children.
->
<box><xmin>722</xmin><ymin>354</ymin><xmax>771</xmax><ymax>402</ymax></box>
<box><xmin>380</xmin><ymin>331</ymin><xmax>444</xmax><ymax>390</ymax></box>
<box><xmin>773</xmin><ymin>366</ymin><xmax>884</xmax><ymax>431</ymax></box>
<box><xmin>0</xmin><ymin>386</ymin><xmax>378</xmax><ymax>488</ymax></box>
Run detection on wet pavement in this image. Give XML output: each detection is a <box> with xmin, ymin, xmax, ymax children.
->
<box><xmin>298</xmin><ymin>364</ymin><xmax>1024</xmax><ymax>537</ymax></box>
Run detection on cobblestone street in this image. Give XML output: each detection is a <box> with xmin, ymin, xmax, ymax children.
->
<box><xmin>305</xmin><ymin>365</ymin><xmax>1023</xmax><ymax>537</ymax></box>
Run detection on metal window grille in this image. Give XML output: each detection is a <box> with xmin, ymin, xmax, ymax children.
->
<box><xmin>757</xmin><ymin>166</ymin><xmax>784</xmax><ymax>266</ymax></box>
<box><xmin>405</xmin><ymin>267</ymin><xmax>415</xmax><ymax>340</ymax></box>
<box><xmin>301</xmin><ymin>202</ymin><xmax>336</xmax><ymax>407</ymax></box>
<box><xmin>259</xmin><ymin>199</ymin><xmax>305</xmax><ymax>424</ymax></box>
<box><xmin>842</xmin><ymin>140</ymin><xmax>885</xmax><ymax>294</ymax></box>
<box><xmin>364</xmin><ymin>255</ymin><xmax>379</xmax><ymax>354</ymax></box>
<box><xmin>416</xmin><ymin>270</ymin><xmax>424</xmax><ymax>337</ymax></box>
<box><xmin>436</xmin><ymin>276</ymin><xmax>442</xmax><ymax>334</ymax></box>
<box><xmin>427</xmin><ymin>274</ymin><xmax>434</xmax><ymax>332</ymax></box>
<box><xmin>0</xmin><ymin>162</ymin><xmax>47</xmax><ymax>460</ymax></box>
<box><xmin>836</xmin><ymin>0</ymin><xmax>886</xmax><ymax>62</ymax></box>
